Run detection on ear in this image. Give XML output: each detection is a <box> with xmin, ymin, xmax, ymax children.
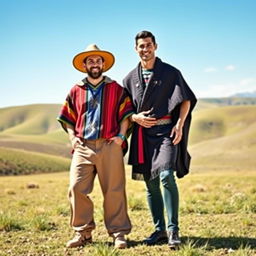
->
<box><xmin>82</xmin><ymin>63</ymin><xmax>87</xmax><ymax>71</ymax></box>
<box><xmin>155</xmin><ymin>43</ymin><xmax>158</xmax><ymax>50</ymax></box>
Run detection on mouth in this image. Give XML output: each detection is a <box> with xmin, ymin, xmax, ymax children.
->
<box><xmin>142</xmin><ymin>52</ymin><xmax>150</xmax><ymax>57</ymax></box>
<box><xmin>91</xmin><ymin>67</ymin><xmax>100</xmax><ymax>72</ymax></box>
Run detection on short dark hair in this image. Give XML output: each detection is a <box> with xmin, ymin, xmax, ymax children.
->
<box><xmin>135</xmin><ymin>31</ymin><xmax>156</xmax><ymax>45</ymax></box>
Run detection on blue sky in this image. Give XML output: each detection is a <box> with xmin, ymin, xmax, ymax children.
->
<box><xmin>0</xmin><ymin>0</ymin><xmax>256</xmax><ymax>107</ymax></box>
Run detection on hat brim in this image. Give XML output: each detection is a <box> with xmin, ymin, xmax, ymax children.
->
<box><xmin>73</xmin><ymin>50</ymin><xmax>115</xmax><ymax>73</ymax></box>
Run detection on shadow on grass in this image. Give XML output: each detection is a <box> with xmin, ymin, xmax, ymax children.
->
<box><xmin>122</xmin><ymin>236</ymin><xmax>256</xmax><ymax>249</ymax></box>
<box><xmin>81</xmin><ymin>236</ymin><xmax>256</xmax><ymax>250</ymax></box>
<box><xmin>182</xmin><ymin>236</ymin><xmax>256</xmax><ymax>249</ymax></box>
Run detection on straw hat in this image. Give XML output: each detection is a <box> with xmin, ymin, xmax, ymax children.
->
<box><xmin>72</xmin><ymin>44</ymin><xmax>115</xmax><ymax>73</ymax></box>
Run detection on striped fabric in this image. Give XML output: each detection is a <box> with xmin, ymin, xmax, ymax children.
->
<box><xmin>142</xmin><ymin>68</ymin><xmax>153</xmax><ymax>87</ymax></box>
<box><xmin>84</xmin><ymin>80</ymin><xmax>105</xmax><ymax>139</ymax></box>
<box><xmin>57</xmin><ymin>77</ymin><xmax>134</xmax><ymax>140</ymax></box>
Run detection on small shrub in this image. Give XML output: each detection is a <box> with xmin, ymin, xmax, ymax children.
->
<box><xmin>18</xmin><ymin>200</ymin><xmax>29</xmax><ymax>207</ymax></box>
<box><xmin>191</xmin><ymin>184</ymin><xmax>207</xmax><ymax>193</ymax></box>
<box><xmin>4</xmin><ymin>189</ymin><xmax>16</xmax><ymax>195</ymax></box>
<box><xmin>250</xmin><ymin>187</ymin><xmax>256</xmax><ymax>194</ymax></box>
<box><xmin>0</xmin><ymin>213</ymin><xmax>24</xmax><ymax>231</ymax></box>
<box><xmin>241</xmin><ymin>200</ymin><xmax>256</xmax><ymax>214</ymax></box>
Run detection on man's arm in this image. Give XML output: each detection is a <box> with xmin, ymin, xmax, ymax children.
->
<box><xmin>65</xmin><ymin>123</ymin><xmax>83</xmax><ymax>149</ymax></box>
<box><xmin>108</xmin><ymin>118</ymin><xmax>130</xmax><ymax>145</ymax></box>
<box><xmin>171</xmin><ymin>100</ymin><xmax>191</xmax><ymax>145</ymax></box>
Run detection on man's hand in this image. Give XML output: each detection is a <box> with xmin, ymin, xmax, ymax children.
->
<box><xmin>170</xmin><ymin>100</ymin><xmax>190</xmax><ymax>145</ymax></box>
<box><xmin>70</xmin><ymin>136</ymin><xmax>83</xmax><ymax>149</ymax></box>
<box><xmin>132</xmin><ymin>110</ymin><xmax>157</xmax><ymax>128</ymax></box>
<box><xmin>108</xmin><ymin>136</ymin><xmax>123</xmax><ymax>146</ymax></box>
<box><xmin>170</xmin><ymin>125</ymin><xmax>183</xmax><ymax>145</ymax></box>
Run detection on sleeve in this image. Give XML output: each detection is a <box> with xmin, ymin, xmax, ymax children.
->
<box><xmin>118</xmin><ymin>88</ymin><xmax>135</xmax><ymax>123</ymax></box>
<box><xmin>169</xmin><ymin>71</ymin><xmax>197</xmax><ymax>178</ymax></box>
<box><xmin>168</xmin><ymin>70</ymin><xmax>197</xmax><ymax>114</ymax></box>
<box><xmin>56</xmin><ymin>90</ymin><xmax>77</xmax><ymax>133</ymax></box>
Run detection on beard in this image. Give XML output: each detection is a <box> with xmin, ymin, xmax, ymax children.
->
<box><xmin>87</xmin><ymin>67</ymin><xmax>103</xmax><ymax>79</ymax></box>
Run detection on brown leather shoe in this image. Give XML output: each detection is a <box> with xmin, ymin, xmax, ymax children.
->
<box><xmin>114</xmin><ymin>236</ymin><xmax>127</xmax><ymax>249</ymax></box>
<box><xmin>66</xmin><ymin>232</ymin><xmax>92</xmax><ymax>248</ymax></box>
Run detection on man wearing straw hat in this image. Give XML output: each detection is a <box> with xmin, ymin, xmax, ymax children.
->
<box><xmin>57</xmin><ymin>44</ymin><xmax>133</xmax><ymax>249</ymax></box>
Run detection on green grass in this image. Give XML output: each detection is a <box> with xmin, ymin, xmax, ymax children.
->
<box><xmin>0</xmin><ymin>213</ymin><xmax>24</xmax><ymax>232</ymax></box>
<box><xmin>0</xmin><ymin>147</ymin><xmax>70</xmax><ymax>175</ymax></box>
<box><xmin>0</xmin><ymin>170</ymin><xmax>255</xmax><ymax>255</ymax></box>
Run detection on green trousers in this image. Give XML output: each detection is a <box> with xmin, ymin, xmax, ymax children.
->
<box><xmin>145</xmin><ymin>169</ymin><xmax>179</xmax><ymax>232</ymax></box>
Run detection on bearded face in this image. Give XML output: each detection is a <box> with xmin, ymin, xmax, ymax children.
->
<box><xmin>84</xmin><ymin>55</ymin><xmax>104</xmax><ymax>79</ymax></box>
<box><xmin>87</xmin><ymin>66</ymin><xmax>103</xmax><ymax>79</ymax></box>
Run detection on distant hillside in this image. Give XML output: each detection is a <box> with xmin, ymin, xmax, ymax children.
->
<box><xmin>0</xmin><ymin>104</ymin><xmax>70</xmax><ymax>157</ymax></box>
<box><xmin>190</xmin><ymin>122</ymin><xmax>256</xmax><ymax>172</ymax></box>
<box><xmin>189</xmin><ymin>105</ymin><xmax>256</xmax><ymax>172</ymax></box>
<box><xmin>190</xmin><ymin>105</ymin><xmax>256</xmax><ymax>144</ymax></box>
<box><xmin>0</xmin><ymin>104</ymin><xmax>62</xmax><ymax>135</ymax></box>
<box><xmin>231</xmin><ymin>90</ymin><xmax>256</xmax><ymax>98</ymax></box>
<box><xmin>0</xmin><ymin>101</ymin><xmax>255</xmax><ymax>175</ymax></box>
<box><xmin>196</xmin><ymin>97</ymin><xmax>256</xmax><ymax>110</ymax></box>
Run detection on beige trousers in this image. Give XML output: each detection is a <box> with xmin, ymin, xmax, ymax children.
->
<box><xmin>68</xmin><ymin>138</ymin><xmax>131</xmax><ymax>237</ymax></box>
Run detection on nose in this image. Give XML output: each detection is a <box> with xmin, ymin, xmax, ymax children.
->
<box><xmin>143</xmin><ymin>46</ymin><xmax>149</xmax><ymax>51</ymax></box>
<box><xmin>91</xmin><ymin>63</ymin><xmax>99</xmax><ymax>67</ymax></box>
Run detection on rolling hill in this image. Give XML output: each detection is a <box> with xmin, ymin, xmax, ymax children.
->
<box><xmin>0</xmin><ymin>104</ymin><xmax>70</xmax><ymax>157</ymax></box>
<box><xmin>0</xmin><ymin>99</ymin><xmax>255</xmax><ymax>175</ymax></box>
<box><xmin>189</xmin><ymin>105</ymin><xmax>256</xmax><ymax>172</ymax></box>
<box><xmin>0</xmin><ymin>147</ymin><xmax>70</xmax><ymax>175</ymax></box>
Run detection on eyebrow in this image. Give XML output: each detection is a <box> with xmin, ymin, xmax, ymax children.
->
<box><xmin>139</xmin><ymin>42</ymin><xmax>153</xmax><ymax>47</ymax></box>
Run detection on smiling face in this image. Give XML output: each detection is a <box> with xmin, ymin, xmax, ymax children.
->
<box><xmin>83</xmin><ymin>55</ymin><xmax>105</xmax><ymax>79</ymax></box>
<box><xmin>135</xmin><ymin>37</ymin><xmax>157</xmax><ymax>62</ymax></box>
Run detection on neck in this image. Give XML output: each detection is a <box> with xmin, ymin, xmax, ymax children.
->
<box><xmin>141</xmin><ymin>57</ymin><xmax>156</xmax><ymax>69</ymax></box>
<box><xmin>87</xmin><ymin>75</ymin><xmax>104</xmax><ymax>86</ymax></box>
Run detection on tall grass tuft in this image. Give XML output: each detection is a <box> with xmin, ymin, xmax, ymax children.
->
<box><xmin>0</xmin><ymin>213</ymin><xmax>24</xmax><ymax>231</ymax></box>
<box><xmin>233</xmin><ymin>244</ymin><xmax>253</xmax><ymax>256</ymax></box>
<box><xmin>30</xmin><ymin>215</ymin><xmax>56</xmax><ymax>231</ymax></box>
<box><xmin>128</xmin><ymin>196</ymin><xmax>146</xmax><ymax>211</ymax></box>
<box><xmin>176</xmin><ymin>240</ymin><xmax>208</xmax><ymax>256</ymax></box>
<box><xmin>92</xmin><ymin>243</ymin><xmax>120</xmax><ymax>256</ymax></box>
<box><xmin>55</xmin><ymin>204</ymin><xmax>69</xmax><ymax>217</ymax></box>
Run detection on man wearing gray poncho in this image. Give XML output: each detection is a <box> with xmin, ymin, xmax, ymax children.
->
<box><xmin>123</xmin><ymin>31</ymin><xmax>197</xmax><ymax>249</ymax></box>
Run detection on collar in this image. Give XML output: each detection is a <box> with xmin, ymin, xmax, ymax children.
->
<box><xmin>76</xmin><ymin>76</ymin><xmax>114</xmax><ymax>87</ymax></box>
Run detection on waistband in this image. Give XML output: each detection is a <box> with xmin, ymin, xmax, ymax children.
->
<box><xmin>79</xmin><ymin>138</ymin><xmax>106</xmax><ymax>145</ymax></box>
<box><xmin>155</xmin><ymin>115</ymin><xmax>171</xmax><ymax>125</ymax></box>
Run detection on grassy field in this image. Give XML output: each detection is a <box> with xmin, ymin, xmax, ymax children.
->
<box><xmin>0</xmin><ymin>169</ymin><xmax>255</xmax><ymax>256</ymax></box>
<box><xmin>0</xmin><ymin>147</ymin><xmax>70</xmax><ymax>175</ymax></box>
